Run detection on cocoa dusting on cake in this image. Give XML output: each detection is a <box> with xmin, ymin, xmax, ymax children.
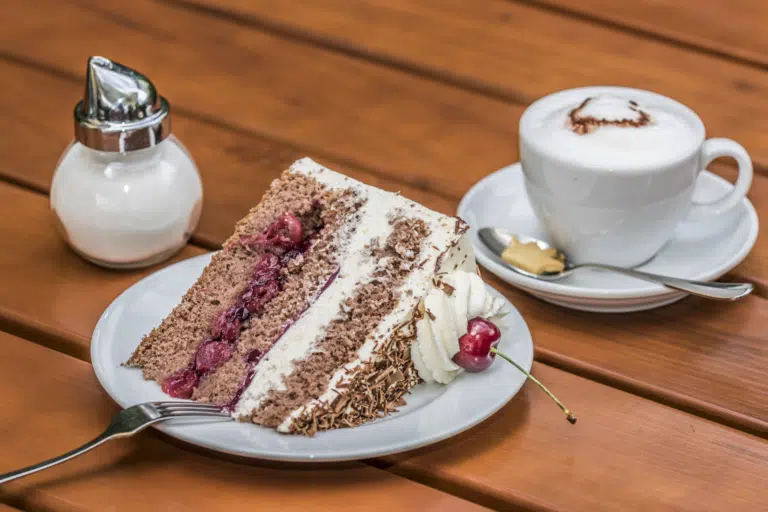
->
<box><xmin>568</xmin><ymin>97</ymin><xmax>651</xmax><ymax>135</ymax></box>
<box><xmin>246</xmin><ymin>218</ymin><xmax>431</xmax><ymax>431</ymax></box>
<box><xmin>126</xmin><ymin>169</ymin><xmax>361</xmax><ymax>402</ymax></box>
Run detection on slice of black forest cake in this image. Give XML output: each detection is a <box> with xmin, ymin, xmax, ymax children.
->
<box><xmin>127</xmin><ymin>158</ymin><xmax>505</xmax><ymax>435</ymax></box>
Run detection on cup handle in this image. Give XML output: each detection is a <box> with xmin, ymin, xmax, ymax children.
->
<box><xmin>687</xmin><ymin>138</ymin><xmax>753</xmax><ymax>220</ymax></box>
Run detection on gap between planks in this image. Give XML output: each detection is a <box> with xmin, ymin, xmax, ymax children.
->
<box><xmin>0</xmin><ymin>47</ymin><xmax>765</xmax><ymax>295</ymax></box>
<box><xmin>0</xmin><ymin>320</ymin><xmax>572</xmax><ymax>512</ymax></box>
<box><xmin>506</xmin><ymin>0</ymin><xmax>768</xmax><ymax>72</ymax></box>
<box><xmin>0</xmin><ymin>44</ymin><xmax>766</xmax><ymax>437</ymax></box>
<box><xmin>0</xmin><ymin>49</ymin><xmax>460</xmax><ymax>207</ymax></box>
<box><xmin>155</xmin><ymin>0</ymin><xmax>768</xmax><ymax>178</ymax></box>
<box><xmin>0</xmin><ymin>190</ymin><xmax>764</xmax><ymax>441</ymax></box>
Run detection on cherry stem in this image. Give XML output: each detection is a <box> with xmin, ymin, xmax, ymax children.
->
<box><xmin>490</xmin><ymin>347</ymin><xmax>577</xmax><ymax>424</ymax></box>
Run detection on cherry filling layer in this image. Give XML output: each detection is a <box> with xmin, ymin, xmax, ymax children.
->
<box><xmin>224</xmin><ymin>267</ymin><xmax>339</xmax><ymax>411</ymax></box>
<box><xmin>162</xmin><ymin>212</ymin><xmax>318</xmax><ymax>399</ymax></box>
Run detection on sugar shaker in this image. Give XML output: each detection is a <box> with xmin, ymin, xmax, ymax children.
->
<box><xmin>51</xmin><ymin>56</ymin><xmax>203</xmax><ymax>269</ymax></box>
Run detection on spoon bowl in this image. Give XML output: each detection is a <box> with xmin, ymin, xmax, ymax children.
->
<box><xmin>478</xmin><ymin>227</ymin><xmax>752</xmax><ymax>301</ymax></box>
<box><xmin>478</xmin><ymin>228</ymin><xmax>572</xmax><ymax>281</ymax></box>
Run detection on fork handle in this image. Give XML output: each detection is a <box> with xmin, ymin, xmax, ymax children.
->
<box><xmin>579</xmin><ymin>264</ymin><xmax>753</xmax><ymax>301</ymax></box>
<box><xmin>0</xmin><ymin>432</ymin><xmax>112</xmax><ymax>485</ymax></box>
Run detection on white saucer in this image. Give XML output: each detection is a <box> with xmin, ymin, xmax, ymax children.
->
<box><xmin>458</xmin><ymin>163</ymin><xmax>758</xmax><ymax>313</ymax></box>
<box><xmin>91</xmin><ymin>253</ymin><xmax>534</xmax><ymax>462</ymax></box>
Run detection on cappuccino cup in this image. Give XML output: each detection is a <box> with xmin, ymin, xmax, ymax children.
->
<box><xmin>519</xmin><ymin>86</ymin><xmax>753</xmax><ymax>267</ymax></box>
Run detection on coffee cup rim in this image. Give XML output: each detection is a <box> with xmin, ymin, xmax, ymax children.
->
<box><xmin>519</xmin><ymin>86</ymin><xmax>706</xmax><ymax>174</ymax></box>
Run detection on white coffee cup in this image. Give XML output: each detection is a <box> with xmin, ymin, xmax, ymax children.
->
<box><xmin>519</xmin><ymin>86</ymin><xmax>752</xmax><ymax>267</ymax></box>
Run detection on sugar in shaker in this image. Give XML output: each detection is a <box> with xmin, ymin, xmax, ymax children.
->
<box><xmin>51</xmin><ymin>56</ymin><xmax>203</xmax><ymax>269</ymax></box>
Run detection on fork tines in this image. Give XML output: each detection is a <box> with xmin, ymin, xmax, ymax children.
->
<box><xmin>153</xmin><ymin>401</ymin><xmax>231</xmax><ymax>417</ymax></box>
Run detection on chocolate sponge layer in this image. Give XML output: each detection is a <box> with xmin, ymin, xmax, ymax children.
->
<box><xmin>127</xmin><ymin>170</ymin><xmax>361</xmax><ymax>407</ymax></box>
<box><xmin>249</xmin><ymin>218</ymin><xmax>430</xmax><ymax>428</ymax></box>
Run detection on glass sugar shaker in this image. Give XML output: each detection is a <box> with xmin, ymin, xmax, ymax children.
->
<box><xmin>51</xmin><ymin>56</ymin><xmax>203</xmax><ymax>269</ymax></box>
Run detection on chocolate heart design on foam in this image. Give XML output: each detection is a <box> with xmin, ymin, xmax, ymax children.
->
<box><xmin>568</xmin><ymin>96</ymin><xmax>652</xmax><ymax>135</ymax></box>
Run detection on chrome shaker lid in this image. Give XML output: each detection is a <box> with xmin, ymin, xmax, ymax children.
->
<box><xmin>74</xmin><ymin>56</ymin><xmax>171</xmax><ymax>152</ymax></box>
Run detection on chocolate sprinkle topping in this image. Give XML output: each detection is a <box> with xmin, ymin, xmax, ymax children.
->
<box><xmin>289</xmin><ymin>304</ymin><xmax>422</xmax><ymax>436</ymax></box>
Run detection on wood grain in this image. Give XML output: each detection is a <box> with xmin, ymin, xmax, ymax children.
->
<box><xmin>526</xmin><ymin>0</ymin><xmax>768</xmax><ymax>68</ymax></box>
<box><xmin>0</xmin><ymin>181</ymin><xmax>206</xmax><ymax>361</ymax></box>
<box><xmin>0</xmin><ymin>333</ymin><xmax>483</xmax><ymax>511</ymax></box>
<box><xmin>3</xmin><ymin>329</ymin><xmax>767</xmax><ymax>511</ymax></box>
<box><xmin>0</xmin><ymin>61</ymin><xmax>767</xmax><ymax>434</ymax></box>
<box><xmin>0</xmin><ymin>31</ymin><xmax>765</xmax><ymax>293</ymax></box>
<box><xmin>0</xmin><ymin>0</ymin><xmax>515</xmax><ymax>200</ymax></box>
<box><xmin>383</xmin><ymin>362</ymin><xmax>768</xmax><ymax>512</ymax></box>
<box><xmin>486</xmin><ymin>274</ymin><xmax>768</xmax><ymax>435</ymax></box>
<box><xmin>0</xmin><ymin>0</ymin><xmax>765</xmax><ymax>509</ymax></box>
<box><xmin>0</xmin><ymin>59</ymin><xmax>456</xmax><ymax>249</ymax></box>
<box><xmin>154</xmin><ymin>0</ymin><xmax>768</xmax><ymax>170</ymax></box>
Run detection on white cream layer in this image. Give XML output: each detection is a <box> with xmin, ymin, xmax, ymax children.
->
<box><xmin>278</xmin><ymin>220</ymin><xmax>476</xmax><ymax>432</ymax></box>
<box><xmin>233</xmin><ymin>158</ymin><xmax>468</xmax><ymax>426</ymax></box>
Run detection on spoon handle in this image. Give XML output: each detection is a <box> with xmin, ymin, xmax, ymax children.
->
<box><xmin>579</xmin><ymin>264</ymin><xmax>753</xmax><ymax>301</ymax></box>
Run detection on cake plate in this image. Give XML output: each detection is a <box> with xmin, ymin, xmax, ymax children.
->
<box><xmin>91</xmin><ymin>253</ymin><xmax>534</xmax><ymax>462</ymax></box>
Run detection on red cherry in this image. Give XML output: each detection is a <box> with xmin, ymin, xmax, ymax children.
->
<box><xmin>467</xmin><ymin>316</ymin><xmax>501</xmax><ymax>343</ymax></box>
<box><xmin>452</xmin><ymin>317</ymin><xmax>502</xmax><ymax>372</ymax></box>
<box><xmin>220</xmin><ymin>317</ymin><xmax>241</xmax><ymax>342</ymax></box>
<box><xmin>253</xmin><ymin>253</ymin><xmax>281</xmax><ymax>282</ymax></box>
<box><xmin>278</xmin><ymin>212</ymin><xmax>304</xmax><ymax>247</ymax></box>
<box><xmin>257</xmin><ymin>212</ymin><xmax>305</xmax><ymax>249</ymax></box>
<box><xmin>161</xmin><ymin>369</ymin><xmax>199</xmax><ymax>399</ymax></box>
<box><xmin>452</xmin><ymin>317</ymin><xmax>577</xmax><ymax>424</ymax></box>
<box><xmin>195</xmin><ymin>341</ymin><xmax>233</xmax><ymax>372</ymax></box>
<box><xmin>245</xmin><ymin>279</ymin><xmax>280</xmax><ymax>313</ymax></box>
<box><xmin>237</xmin><ymin>212</ymin><xmax>304</xmax><ymax>251</ymax></box>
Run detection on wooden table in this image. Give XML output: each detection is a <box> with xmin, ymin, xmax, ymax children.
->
<box><xmin>0</xmin><ymin>1</ymin><xmax>766</xmax><ymax>510</ymax></box>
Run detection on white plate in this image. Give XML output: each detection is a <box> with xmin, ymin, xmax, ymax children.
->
<box><xmin>91</xmin><ymin>253</ymin><xmax>533</xmax><ymax>462</ymax></box>
<box><xmin>458</xmin><ymin>163</ymin><xmax>758</xmax><ymax>313</ymax></box>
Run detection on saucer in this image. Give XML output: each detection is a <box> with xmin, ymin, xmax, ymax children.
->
<box><xmin>457</xmin><ymin>163</ymin><xmax>759</xmax><ymax>313</ymax></box>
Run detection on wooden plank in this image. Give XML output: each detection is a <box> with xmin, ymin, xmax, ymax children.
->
<box><xmin>487</xmin><ymin>273</ymin><xmax>768</xmax><ymax>435</ymax></box>
<box><xmin>0</xmin><ymin>63</ymin><xmax>767</xmax><ymax>434</ymax></box>
<box><xmin>0</xmin><ymin>59</ymin><xmax>456</xmax><ymax>250</ymax></box>
<box><xmin>0</xmin><ymin>30</ymin><xmax>766</xmax><ymax>295</ymax></box>
<box><xmin>527</xmin><ymin>0</ymin><xmax>768</xmax><ymax>68</ymax></box>
<box><xmin>0</xmin><ymin>0</ymin><xmax>515</xmax><ymax>201</ymax></box>
<box><xmin>0</xmin><ymin>333</ymin><xmax>483</xmax><ymax>512</ymax></box>
<box><xmin>149</xmin><ymin>0</ymin><xmax>768</xmax><ymax>170</ymax></box>
<box><xmin>4</xmin><ymin>332</ymin><xmax>768</xmax><ymax>511</ymax></box>
<box><xmin>384</xmin><ymin>362</ymin><xmax>768</xmax><ymax>511</ymax></box>
<box><xmin>0</xmin><ymin>181</ymin><xmax>206</xmax><ymax>361</ymax></box>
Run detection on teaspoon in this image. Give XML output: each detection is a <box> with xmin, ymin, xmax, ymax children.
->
<box><xmin>478</xmin><ymin>227</ymin><xmax>753</xmax><ymax>301</ymax></box>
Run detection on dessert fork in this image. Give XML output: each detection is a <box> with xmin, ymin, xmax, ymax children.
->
<box><xmin>0</xmin><ymin>401</ymin><xmax>231</xmax><ymax>484</ymax></box>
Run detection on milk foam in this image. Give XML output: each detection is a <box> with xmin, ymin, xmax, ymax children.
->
<box><xmin>525</xmin><ymin>93</ymin><xmax>701</xmax><ymax>169</ymax></box>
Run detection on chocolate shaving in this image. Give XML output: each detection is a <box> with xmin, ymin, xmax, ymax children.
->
<box><xmin>389</xmin><ymin>369</ymin><xmax>405</xmax><ymax>385</ymax></box>
<box><xmin>454</xmin><ymin>218</ymin><xmax>469</xmax><ymax>235</ymax></box>
<box><xmin>434</xmin><ymin>278</ymin><xmax>455</xmax><ymax>296</ymax></box>
<box><xmin>287</xmin><ymin>300</ymin><xmax>422</xmax><ymax>435</ymax></box>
